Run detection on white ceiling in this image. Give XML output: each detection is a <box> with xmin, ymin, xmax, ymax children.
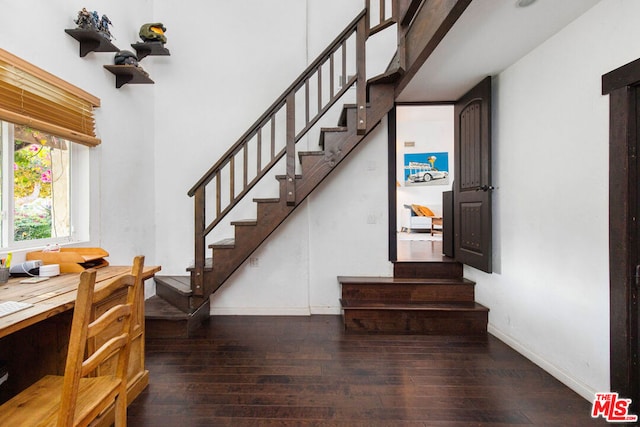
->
<box><xmin>397</xmin><ymin>0</ymin><xmax>601</xmax><ymax>102</ymax></box>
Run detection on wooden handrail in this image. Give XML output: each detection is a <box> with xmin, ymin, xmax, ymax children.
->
<box><xmin>187</xmin><ymin>9</ymin><xmax>366</xmax><ymax>197</ymax></box>
<box><xmin>399</xmin><ymin>0</ymin><xmax>424</xmax><ymax>27</ymax></box>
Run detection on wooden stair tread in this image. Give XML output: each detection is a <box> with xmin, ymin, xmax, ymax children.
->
<box><xmin>341</xmin><ymin>300</ymin><xmax>488</xmax><ymax>312</ymax></box>
<box><xmin>145</xmin><ymin>295</ymin><xmax>189</xmax><ymax>320</ymax></box>
<box><xmin>367</xmin><ymin>67</ymin><xmax>404</xmax><ymax>85</ymax></box>
<box><xmin>253</xmin><ymin>197</ymin><xmax>280</xmax><ymax>203</ymax></box>
<box><xmin>319</xmin><ymin>127</ymin><xmax>350</xmax><ymax>149</ymax></box>
<box><xmin>298</xmin><ymin>151</ymin><xmax>325</xmax><ymax>164</ymax></box>
<box><xmin>210</xmin><ymin>238</ymin><xmax>235</xmax><ymax>249</ymax></box>
<box><xmin>186</xmin><ymin>258</ymin><xmax>213</xmax><ymax>272</ymax></box>
<box><xmin>231</xmin><ymin>219</ymin><xmax>257</xmax><ymax>226</ymax></box>
<box><xmin>155</xmin><ymin>275</ymin><xmax>192</xmax><ymax>296</ymax></box>
<box><xmin>338</xmin><ymin>276</ymin><xmax>475</xmax><ymax>286</ymax></box>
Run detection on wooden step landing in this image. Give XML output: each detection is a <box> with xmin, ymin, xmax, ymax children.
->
<box><xmin>145</xmin><ymin>295</ymin><xmax>210</xmax><ymax>339</ymax></box>
<box><xmin>341</xmin><ymin>300</ymin><xmax>489</xmax><ymax>335</ymax></box>
<box><xmin>394</xmin><ymin>261</ymin><xmax>462</xmax><ymax>279</ymax></box>
<box><xmin>339</xmin><ymin>271</ymin><xmax>488</xmax><ymax>335</ymax></box>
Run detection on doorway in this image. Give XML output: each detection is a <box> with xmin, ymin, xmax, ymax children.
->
<box><xmin>389</xmin><ymin>78</ymin><xmax>494</xmax><ymax>267</ymax></box>
<box><xmin>393</xmin><ymin>104</ymin><xmax>454</xmax><ymax>261</ymax></box>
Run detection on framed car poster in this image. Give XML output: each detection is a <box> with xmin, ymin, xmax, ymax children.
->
<box><xmin>404</xmin><ymin>152</ymin><xmax>450</xmax><ymax>186</ymax></box>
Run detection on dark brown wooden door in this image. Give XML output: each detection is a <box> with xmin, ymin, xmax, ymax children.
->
<box><xmin>632</xmin><ymin>88</ymin><xmax>640</xmax><ymax>414</ymax></box>
<box><xmin>453</xmin><ymin>76</ymin><xmax>493</xmax><ymax>273</ymax></box>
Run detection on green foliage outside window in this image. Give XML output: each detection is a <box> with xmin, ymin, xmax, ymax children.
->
<box><xmin>14</xmin><ymin>204</ymin><xmax>51</xmax><ymax>240</ymax></box>
<box><xmin>14</xmin><ymin>143</ymin><xmax>52</xmax><ymax>198</ymax></box>
<box><xmin>13</xmin><ymin>140</ymin><xmax>53</xmax><ymax>241</ymax></box>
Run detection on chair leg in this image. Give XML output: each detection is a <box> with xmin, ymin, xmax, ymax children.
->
<box><xmin>114</xmin><ymin>391</ymin><xmax>127</xmax><ymax>426</ymax></box>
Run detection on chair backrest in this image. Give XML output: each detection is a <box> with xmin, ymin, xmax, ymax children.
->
<box><xmin>57</xmin><ymin>255</ymin><xmax>145</xmax><ymax>427</ymax></box>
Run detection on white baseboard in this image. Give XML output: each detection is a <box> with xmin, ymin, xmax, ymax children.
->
<box><xmin>209</xmin><ymin>306</ymin><xmax>311</xmax><ymax>316</ymax></box>
<box><xmin>209</xmin><ymin>306</ymin><xmax>342</xmax><ymax>316</ymax></box>
<box><xmin>488</xmin><ymin>324</ymin><xmax>598</xmax><ymax>402</ymax></box>
<box><xmin>310</xmin><ymin>306</ymin><xmax>342</xmax><ymax>315</ymax></box>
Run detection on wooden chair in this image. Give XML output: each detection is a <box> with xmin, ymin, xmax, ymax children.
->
<box><xmin>0</xmin><ymin>255</ymin><xmax>145</xmax><ymax>427</ymax></box>
<box><xmin>431</xmin><ymin>217</ymin><xmax>443</xmax><ymax>236</ymax></box>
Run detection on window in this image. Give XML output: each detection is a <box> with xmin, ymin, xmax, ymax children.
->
<box><xmin>0</xmin><ymin>49</ymin><xmax>99</xmax><ymax>250</ymax></box>
<box><xmin>0</xmin><ymin>121</ymin><xmax>90</xmax><ymax>248</ymax></box>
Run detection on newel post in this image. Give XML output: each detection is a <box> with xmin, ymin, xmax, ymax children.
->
<box><xmin>193</xmin><ymin>186</ymin><xmax>205</xmax><ymax>297</ymax></box>
<box><xmin>285</xmin><ymin>93</ymin><xmax>296</xmax><ymax>205</ymax></box>
<box><xmin>356</xmin><ymin>15</ymin><xmax>367</xmax><ymax>135</ymax></box>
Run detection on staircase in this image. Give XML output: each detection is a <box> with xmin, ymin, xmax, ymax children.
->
<box><xmin>340</xmin><ymin>261</ymin><xmax>488</xmax><ymax>334</ymax></box>
<box><xmin>146</xmin><ymin>0</ymin><xmax>479</xmax><ymax>338</ymax></box>
<box><xmin>196</xmin><ymin>83</ymin><xmax>395</xmax><ymax>290</ymax></box>
<box><xmin>146</xmin><ymin>81</ymin><xmax>397</xmax><ymax>338</ymax></box>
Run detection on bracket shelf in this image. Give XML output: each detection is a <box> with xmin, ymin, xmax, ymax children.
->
<box><xmin>131</xmin><ymin>42</ymin><xmax>171</xmax><ymax>60</ymax></box>
<box><xmin>65</xmin><ymin>28</ymin><xmax>119</xmax><ymax>57</ymax></box>
<box><xmin>104</xmin><ymin>65</ymin><xmax>154</xmax><ymax>88</ymax></box>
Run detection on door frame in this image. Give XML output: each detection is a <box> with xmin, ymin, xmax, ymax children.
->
<box><xmin>603</xmin><ymin>58</ymin><xmax>640</xmax><ymax>411</ymax></box>
<box><xmin>388</xmin><ymin>106</ymin><xmax>397</xmax><ymax>261</ymax></box>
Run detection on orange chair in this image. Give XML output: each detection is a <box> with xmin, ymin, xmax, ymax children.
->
<box><xmin>0</xmin><ymin>255</ymin><xmax>144</xmax><ymax>427</ymax></box>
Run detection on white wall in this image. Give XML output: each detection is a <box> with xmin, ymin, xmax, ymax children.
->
<box><xmin>465</xmin><ymin>0</ymin><xmax>640</xmax><ymax>401</ymax></box>
<box><xmin>0</xmin><ymin>0</ymin><xmax>157</xmax><ymax>267</ymax></box>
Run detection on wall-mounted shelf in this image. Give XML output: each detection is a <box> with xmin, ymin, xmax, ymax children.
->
<box><xmin>65</xmin><ymin>28</ymin><xmax>119</xmax><ymax>57</ymax></box>
<box><xmin>103</xmin><ymin>65</ymin><xmax>154</xmax><ymax>88</ymax></box>
<box><xmin>131</xmin><ymin>42</ymin><xmax>170</xmax><ymax>60</ymax></box>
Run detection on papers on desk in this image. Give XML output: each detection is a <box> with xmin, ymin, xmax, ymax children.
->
<box><xmin>0</xmin><ymin>300</ymin><xmax>33</xmax><ymax>318</ymax></box>
<box><xmin>19</xmin><ymin>277</ymin><xmax>50</xmax><ymax>284</ymax></box>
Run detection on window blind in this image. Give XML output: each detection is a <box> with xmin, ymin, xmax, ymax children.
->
<box><xmin>0</xmin><ymin>49</ymin><xmax>101</xmax><ymax>147</ymax></box>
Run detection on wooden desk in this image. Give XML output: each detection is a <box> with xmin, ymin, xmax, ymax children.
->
<box><xmin>0</xmin><ymin>265</ymin><xmax>160</xmax><ymax>422</ymax></box>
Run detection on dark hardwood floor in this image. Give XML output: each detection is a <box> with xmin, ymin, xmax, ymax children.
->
<box><xmin>129</xmin><ymin>315</ymin><xmax>606</xmax><ymax>426</ymax></box>
<box><xmin>397</xmin><ymin>238</ymin><xmax>449</xmax><ymax>262</ymax></box>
